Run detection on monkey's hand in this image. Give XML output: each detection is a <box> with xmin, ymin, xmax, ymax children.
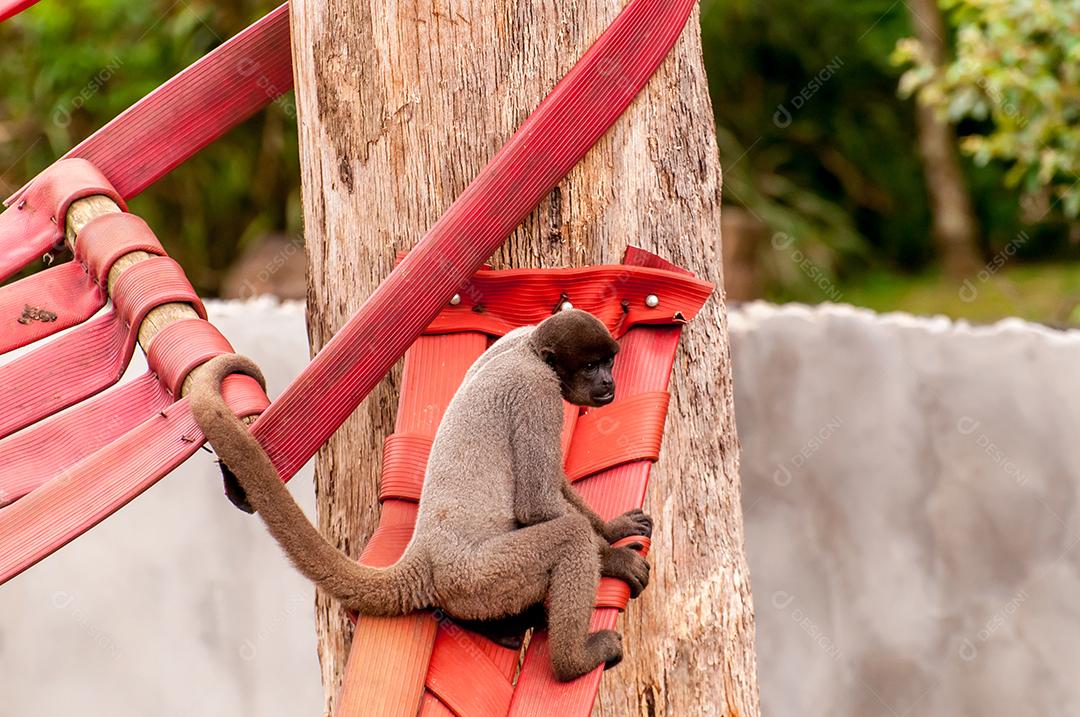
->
<box><xmin>602</xmin><ymin>509</ymin><xmax>653</xmax><ymax>543</ymax></box>
<box><xmin>601</xmin><ymin>544</ymin><xmax>651</xmax><ymax>598</ymax></box>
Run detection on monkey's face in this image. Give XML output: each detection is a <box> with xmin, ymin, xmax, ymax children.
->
<box><xmin>535</xmin><ymin>309</ymin><xmax>620</xmax><ymax>407</ymax></box>
<box><xmin>559</xmin><ymin>351</ymin><xmax>617</xmax><ymax>407</ymax></box>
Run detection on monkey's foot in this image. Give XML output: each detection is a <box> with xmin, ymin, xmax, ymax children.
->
<box><xmin>601</xmin><ymin>545</ymin><xmax>651</xmax><ymax>598</ymax></box>
<box><xmin>588</xmin><ymin>630</ymin><xmax>624</xmax><ymax>671</ymax></box>
<box><xmin>603</xmin><ymin>509</ymin><xmax>653</xmax><ymax>542</ymax></box>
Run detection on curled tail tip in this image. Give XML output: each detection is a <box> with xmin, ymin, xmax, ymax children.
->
<box><xmin>201</xmin><ymin>353</ymin><xmax>267</xmax><ymax>393</ymax></box>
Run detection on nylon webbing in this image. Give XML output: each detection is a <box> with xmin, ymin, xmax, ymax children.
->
<box><xmin>0</xmin><ymin>256</ymin><xmax>203</xmax><ymax>439</ymax></box>
<box><xmin>0</xmin><ymin>159</ymin><xmax>124</xmax><ymax>281</ymax></box>
<box><xmin>0</xmin><ymin>262</ymin><xmax>101</xmax><ymax>353</ymax></box>
<box><xmin>0</xmin><ymin>0</ymin><xmax>40</xmax><ymax>22</ymax></box>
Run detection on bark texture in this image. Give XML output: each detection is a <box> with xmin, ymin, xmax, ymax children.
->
<box><xmin>907</xmin><ymin>0</ymin><xmax>982</xmax><ymax>278</ymax></box>
<box><xmin>289</xmin><ymin>2</ymin><xmax>759</xmax><ymax>714</ymax></box>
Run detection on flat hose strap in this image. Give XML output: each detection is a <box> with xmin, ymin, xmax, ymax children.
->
<box><xmin>0</xmin><ymin>210</ymin><xmax>164</xmax><ymax>355</ymax></box>
<box><xmin>0</xmin><ymin>0</ymin><xmax>40</xmax><ymax>22</ymax></box>
<box><xmin>0</xmin><ymin>374</ymin><xmax>267</xmax><ymax>583</ymax></box>
<box><xmin>378</xmin><ymin>392</ymin><xmax>670</xmax><ymax>503</ymax></box>
<box><xmin>337</xmin><ymin>332</ymin><xmax>516</xmax><ymax>717</ymax></box>
<box><xmin>0</xmin><ymin>318</ymin><xmax>237</xmax><ymax>506</ymax></box>
<box><xmin>338</xmin><ymin>249</ymin><xmax>708</xmax><ymax>717</ymax></box>
<box><xmin>497</xmin><ymin>246</ymin><xmax>691</xmax><ymax>715</ymax></box>
<box><xmin>0</xmin><ymin>256</ymin><xmax>203</xmax><ymax>441</ymax></box>
<box><xmin>0</xmin><ymin>159</ymin><xmax>125</xmax><ymax>282</ymax></box>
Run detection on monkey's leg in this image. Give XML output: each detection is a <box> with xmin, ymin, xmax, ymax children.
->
<box><xmin>439</xmin><ymin>515</ymin><xmax>621</xmax><ymax>681</ymax></box>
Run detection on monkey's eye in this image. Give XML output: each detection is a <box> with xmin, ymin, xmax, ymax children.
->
<box><xmin>583</xmin><ymin>362</ymin><xmax>598</xmax><ymax>372</ymax></box>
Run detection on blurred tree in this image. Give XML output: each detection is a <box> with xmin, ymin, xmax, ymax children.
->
<box><xmin>0</xmin><ymin>0</ymin><xmax>301</xmax><ymax>295</ymax></box>
<box><xmin>700</xmin><ymin>0</ymin><xmax>919</xmax><ymax>294</ymax></box>
<box><xmin>896</xmin><ymin>0</ymin><xmax>1080</xmax><ymax>220</ymax></box>
<box><xmin>903</xmin><ymin>0</ymin><xmax>982</xmax><ymax>277</ymax></box>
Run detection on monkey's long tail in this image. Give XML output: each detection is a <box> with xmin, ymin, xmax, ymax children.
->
<box><xmin>189</xmin><ymin>354</ymin><xmax>432</xmax><ymax>617</ymax></box>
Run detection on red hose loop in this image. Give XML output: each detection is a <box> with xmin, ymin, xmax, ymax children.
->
<box><xmin>111</xmin><ymin>256</ymin><xmax>206</xmax><ymax>330</ymax></box>
<box><xmin>0</xmin><ymin>159</ymin><xmax>124</xmax><ymax>282</ymax></box>
<box><xmin>566</xmin><ymin>392</ymin><xmax>670</xmax><ymax>482</ymax></box>
<box><xmin>75</xmin><ymin>212</ymin><xmax>165</xmax><ymax>286</ymax></box>
<box><xmin>378</xmin><ymin>433</ymin><xmax>433</xmax><ymax>503</ymax></box>
<box><xmin>146</xmin><ymin>318</ymin><xmax>235</xmax><ymax>398</ymax></box>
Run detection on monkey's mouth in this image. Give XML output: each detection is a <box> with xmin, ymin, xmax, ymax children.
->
<box><xmin>592</xmin><ymin>392</ymin><xmax>615</xmax><ymax>406</ymax></box>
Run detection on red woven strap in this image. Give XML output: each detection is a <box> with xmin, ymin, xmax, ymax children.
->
<box><xmin>0</xmin><ymin>314</ymin><xmax>126</xmax><ymax>440</ymax></box>
<box><xmin>0</xmin><ymin>256</ymin><xmax>202</xmax><ymax>440</ymax></box>
<box><xmin>146</xmin><ymin>318</ymin><xmax>234</xmax><ymax>398</ymax></box>
<box><xmin>0</xmin><ymin>211</ymin><xmax>164</xmax><ymax>355</ymax></box>
<box><xmin>0</xmin><ymin>0</ymin><xmax>39</xmax><ymax>22</ymax></box>
<box><xmin>425</xmin><ymin>628</ymin><xmax>515</xmax><ymax>717</ymax></box>
<box><xmin>0</xmin><ymin>261</ymin><xmax>101</xmax><ymax>354</ymax></box>
<box><xmin>249</xmin><ymin>0</ymin><xmax>700</xmax><ymax>487</ymax></box>
<box><xmin>424</xmin><ymin>266</ymin><xmax>711</xmax><ymax>339</ymax></box>
<box><xmin>379</xmin><ymin>434</ymin><xmax>433</xmax><ymax>503</ymax></box>
<box><xmin>111</xmin><ymin>256</ymin><xmax>205</xmax><ymax>325</ymax></box>
<box><xmin>0</xmin><ymin>159</ymin><xmax>124</xmax><ymax>281</ymax></box>
<box><xmin>5</xmin><ymin>6</ymin><xmax>291</xmax><ymax>205</ymax></box>
<box><xmin>0</xmin><ymin>374</ymin><xmax>169</xmax><ymax>506</ymax></box>
<box><xmin>565</xmin><ymin>392</ymin><xmax>669</xmax><ymax>482</ymax></box>
<box><xmin>0</xmin><ymin>377</ymin><xmax>267</xmax><ymax>583</ymax></box>
<box><xmin>379</xmin><ymin>392</ymin><xmax>669</xmax><ymax>503</ymax></box>
<box><xmin>339</xmin><ymin>334</ymin><xmax>489</xmax><ymax>716</ymax></box>
<box><xmin>507</xmin><ymin>248</ymin><xmax>694</xmax><ymax>715</ymax></box>
<box><xmin>74</xmin><ymin>212</ymin><xmax>165</xmax><ymax>285</ymax></box>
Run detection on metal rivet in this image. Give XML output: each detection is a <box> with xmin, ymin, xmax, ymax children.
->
<box><xmin>560</xmin><ymin>301</ymin><xmax>574</xmax><ymax>311</ymax></box>
<box><xmin>16</xmin><ymin>200</ymin><xmax>26</xmax><ymax>210</ymax></box>
<box><xmin>449</xmin><ymin>294</ymin><xmax>461</xmax><ymax>306</ymax></box>
<box><xmin>645</xmin><ymin>294</ymin><xmax>659</xmax><ymax>308</ymax></box>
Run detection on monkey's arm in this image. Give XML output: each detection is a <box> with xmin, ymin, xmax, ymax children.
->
<box><xmin>560</xmin><ymin>481</ymin><xmax>609</xmax><ymax>535</ymax></box>
<box><xmin>562</xmin><ymin>482</ymin><xmax>653</xmax><ymax>543</ymax></box>
<box><xmin>510</xmin><ymin>393</ymin><xmax>568</xmax><ymax>526</ymax></box>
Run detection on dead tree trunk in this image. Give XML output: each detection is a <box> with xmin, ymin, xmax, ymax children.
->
<box><xmin>907</xmin><ymin>0</ymin><xmax>983</xmax><ymax>278</ymax></box>
<box><xmin>290</xmin><ymin>2</ymin><xmax>759</xmax><ymax>714</ymax></box>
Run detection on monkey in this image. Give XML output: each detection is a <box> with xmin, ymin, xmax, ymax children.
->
<box><xmin>190</xmin><ymin>308</ymin><xmax>652</xmax><ymax>681</ymax></box>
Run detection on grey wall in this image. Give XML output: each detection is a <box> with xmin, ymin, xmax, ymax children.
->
<box><xmin>0</xmin><ymin>300</ymin><xmax>323</xmax><ymax>717</ymax></box>
<box><xmin>4</xmin><ymin>300</ymin><xmax>1079</xmax><ymax>716</ymax></box>
<box><xmin>731</xmin><ymin>302</ymin><xmax>1080</xmax><ymax>717</ymax></box>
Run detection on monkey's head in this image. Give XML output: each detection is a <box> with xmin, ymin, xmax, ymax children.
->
<box><xmin>531</xmin><ymin>309</ymin><xmax>620</xmax><ymax>407</ymax></box>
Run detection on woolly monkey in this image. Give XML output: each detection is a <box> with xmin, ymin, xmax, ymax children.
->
<box><xmin>191</xmin><ymin>308</ymin><xmax>652</xmax><ymax>681</ymax></box>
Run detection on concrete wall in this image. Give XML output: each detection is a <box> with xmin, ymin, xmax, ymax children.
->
<box><xmin>3</xmin><ymin>300</ymin><xmax>1078</xmax><ymax>716</ymax></box>
<box><xmin>731</xmin><ymin>302</ymin><xmax>1080</xmax><ymax>717</ymax></box>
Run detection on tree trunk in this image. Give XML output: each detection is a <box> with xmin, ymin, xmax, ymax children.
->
<box><xmin>289</xmin><ymin>2</ymin><xmax>759</xmax><ymax>715</ymax></box>
<box><xmin>906</xmin><ymin>0</ymin><xmax>982</xmax><ymax>278</ymax></box>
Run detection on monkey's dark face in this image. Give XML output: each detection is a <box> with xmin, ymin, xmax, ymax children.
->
<box><xmin>533</xmin><ymin>309</ymin><xmax>620</xmax><ymax>408</ymax></box>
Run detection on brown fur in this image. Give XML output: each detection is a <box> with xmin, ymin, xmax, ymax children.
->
<box><xmin>190</xmin><ymin>309</ymin><xmax>651</xmax><ymax>681</ymax></box>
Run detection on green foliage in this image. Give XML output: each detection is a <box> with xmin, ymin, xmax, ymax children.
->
<box><xmin>895</xmin><ymin>0</ymin><xmax>1080</xmax><ymax>218</ymax></box>
<box><xmin>0</xmin><ymin>0</ymin><xmax>300</xmax><ymax>295</ymax></box>
<box><xmin>700</xmin><ymin>0</ymin><xmax>928</xmax><ymax>285</ymax></box>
